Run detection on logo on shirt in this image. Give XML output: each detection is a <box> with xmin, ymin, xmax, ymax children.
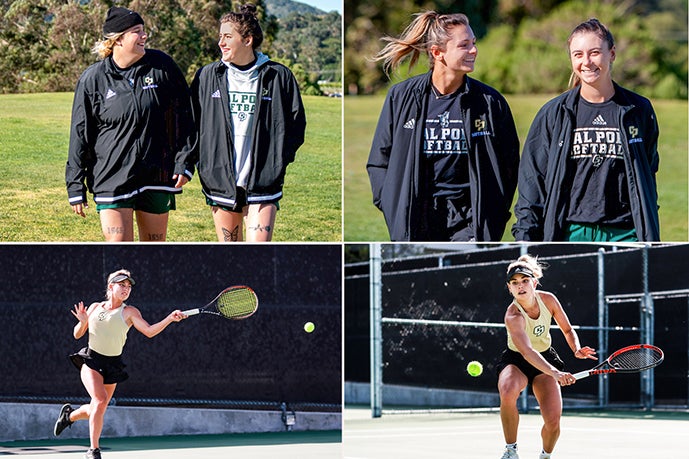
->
<box><xmin>471</xmin><ymin>117</ymin><xmax>491</xmax><ymax>137</ymax></box>
<box><xmin>105</xmin><ymin>89</ymin><xmax>117</xmax><ymax>100</ymax></box>
<box><xmin>98</xmin><ymin>311</ymin><xmax>108</xmax><ymax>321</ymax></box>
<box><xmin>403</xmin><ymin>118</ymin><xmax>416</xmax><ymax>130</ymax></box>
<box><xmin>592</xmin><ymin>115</ymin><xmax>607</xmax><ymax>126</ymax></box>
<box><xmin>533</xmin><ymin>325</ymin><xmax>546</xmax><ymax>336</ymax></box>
<box><xmin>211</xmin><ymin>90</ymin><xmax>221</xmax><ymax>99</ymax></box>
<box><xmin>142</xmin><ymin>76</ymin><xmax>158</xmax><ymax>90</ymax></box>
<box><xmin>439</xmin><ymin>111</ymin><xmax>450</xmax><ymax>128</ymax></box>
<box><xmin>628</xmin><ymin>125</ymin><xmax>643</xmax><ymax>144</ymax></box>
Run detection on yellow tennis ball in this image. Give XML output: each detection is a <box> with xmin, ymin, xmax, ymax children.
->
<box><xmin>467</xmin><ymin>361</ymin><xmax>483</xmax><ymax>377</ymax></box>
<box><xmin>304</xmin><ymin>322</ymin><xmax>315</xmax><ymax>333</ymax></box>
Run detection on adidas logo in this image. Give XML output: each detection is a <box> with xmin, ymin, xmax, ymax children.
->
<box><xmin>403</xmin><ymin>118</ymin><xmax>415</xmax><ymax>129</ymax></box>
<box><xmin>105</xmin><ymin>89</ymin><xmax>116</xmax><ymax>100</ymax></box>
<box><xmin>592</xmin><ymin>114</ymin><xmax>607</xmax><ymax>126</ymax></box>
<box><xmin>211</xmin><ymin>90</ymin><xmax>221</xmax><ymax>99</ymax></box>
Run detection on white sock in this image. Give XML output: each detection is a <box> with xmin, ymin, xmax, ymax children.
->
<box><xmin>540</xmin><ymin>450</ymin><xmax>551</xmax><ymax>458</ymax></box>
<box><xmin>506</xmin><ymin>442</ymin><xmax>517</xmax><ymax>450</ymax></box>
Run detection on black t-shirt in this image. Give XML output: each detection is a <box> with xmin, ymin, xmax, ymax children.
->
<box><xmin>422</xmin><ymin>86</ymin><xmax>470</xmax><ymax>202</ymax></box>
<box><xmin>566</xmin><ymin>97</ymin><xmax>633</xmax><ymax>226</ymax></box>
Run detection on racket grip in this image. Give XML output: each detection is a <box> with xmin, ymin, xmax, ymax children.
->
<box><xmin>572</xmin><ymin>370</ymin><xmax>589</xmax><ymax>380</ymax></box>
<box><xmin>181</xmin><ymin>308</ymin><xmax>200</xmax><ymax>316</ymax></box>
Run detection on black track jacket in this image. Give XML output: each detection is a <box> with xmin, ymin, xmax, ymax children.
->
<box><xmin>66</xmin><ymin>49</ymin><xmax>196</xmax><ymax>206</ymax></box>
<box><xmin>512</xmin><ymin>83</ymin><xmax>660</xmax><ymax>241</ymax></box>
<box><xmin>367</xmin><ymin>72</ymin><xmax>520</xmax><ymax>241</ymax></box>
<box><xmin>190</xmin><ymin>59</ymin><xmax>306</xmax><ymax>207</ymax></box>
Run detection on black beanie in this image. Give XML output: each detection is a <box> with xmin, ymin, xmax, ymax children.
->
<box><xmin>103</xmin><ymin>7</ymin><xmax>144</xmax><ymax>35</ymax></box>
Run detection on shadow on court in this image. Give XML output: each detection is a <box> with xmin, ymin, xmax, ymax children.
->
<box><xmin>344</xmin><ymin>406</ymin><xmax>688</xmax><ymax>459</ymax></box>
<box><xmin>0</xmin><ymin>431</ymin><xmax>341</xmax><ymax>458</ymax></box>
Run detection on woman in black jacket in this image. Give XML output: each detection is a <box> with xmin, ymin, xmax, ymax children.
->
<box><xmin>366</xmin><ymin>11</ymin><xmax>519</xmax><ymax>242</ymax></box>
<box><xmin>191</xmin><ymin>4</ymin><xmax>306</xmax><ymax>242</ymax></box>
<box><xmin>512</xmin><ymin>19</ymin><xmax>660</xmax><ymax>242</ymax></box>
<box><xmin>65</xmin><ymin>7</ymin><xmax>196</xmax><ymax>242</ymax></box>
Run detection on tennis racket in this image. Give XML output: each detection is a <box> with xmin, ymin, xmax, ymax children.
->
<box><xmin>573</xmin><ymin>344</ymin><xmax>664</xmax><ymax>380</ymax></box>
<box><xmin>182</xmin><ymin>286</ymin><xmax>258</xmax><ymax>320</ymax></box>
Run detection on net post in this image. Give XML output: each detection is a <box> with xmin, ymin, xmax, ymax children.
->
<box><xmin>370</xmin><ymin>243</ymin><xmax>383</xmax><ymax>418</ymax></box>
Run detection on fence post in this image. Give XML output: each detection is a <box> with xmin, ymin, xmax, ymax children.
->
<box><xmin>370</xmin><ymin>243</ymin><xmax>383</xmax><ymax>417</ymax></box>
<box><xmin>597</xmin><ymin>248</ymin><xmax>608</xmax><ymax>408</ymax></box>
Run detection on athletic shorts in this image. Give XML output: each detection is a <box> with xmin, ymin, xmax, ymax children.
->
<box><xmin>564</xmin><ymin>223</ymin><xmax>637</xmax><ymax>242</ymax></box>
<box><xmin>496</xmin><ymin>347</ymin><xmax>565</xmax><ymax>385</ymax></box>
<box><xmin>69</xmin><ymin>347</ymin><xmax>129</xmax><ymax>385</ymax></box>
<box><xmin>96</xmin><ymin>191</ymin><xmax>176</xmax><ymax>214</ymax></box>
<box><xmin>206</xmin><ymin>187</ymin><xmax>280</xmax><ymax>213</ymax></box>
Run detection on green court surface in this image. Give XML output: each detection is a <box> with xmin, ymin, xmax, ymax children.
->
<box><xmin>0</xmin><ymin>431</ymin><xmax>341</xmax><ymax>458</ymax></box>
<box><xmin>344</xmin><ymin>407</ymin><xmax>688</xmax><ymax>458</ymax></box>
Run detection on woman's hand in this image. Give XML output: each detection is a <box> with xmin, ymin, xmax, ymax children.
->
<box><xmin>71</xmin><ymin>301</ymin><xmax>88</xmax><ymax>322</ymax></box>
<box><xmin>169</xmin><ymin>310</ymin><xmax>187</xmax><ymax>322</ymax></box>
<box><xmin>574</xmin><ymin>346</ymin><xmax>597</xmax><ymax>360</ymax></box>
<box><xmin>71</xmin><ymin>203</ymin><xmax>87</xmax><ymax>217</ymax></box>
<box><xmin>553</xmin><ymin>370</ymin><xmax>577</xmax><ymax>386</ymax></box>
<box><xmin>173</xmin><ymin>174</ymin><xmax>189</xmax><ymax>188</ymax></box>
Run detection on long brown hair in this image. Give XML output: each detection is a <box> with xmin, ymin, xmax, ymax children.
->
<box><xmin>372</xmin><ymin>11</ymin><xmax>470</xmax><ymax>76</ymax></box>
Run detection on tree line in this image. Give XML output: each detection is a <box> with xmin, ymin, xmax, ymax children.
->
<box><xmin>0</xmin><ymin>0</ymin><xmax>341</xmax><ymax>94</ymax></box>
<box><xmin>344</xmin><ymin>0</ymin><xmax>687</xmax><ymax>98</ymax></box>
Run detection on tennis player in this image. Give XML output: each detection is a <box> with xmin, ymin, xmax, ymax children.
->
<box><xmin>191</xmin><ymin>4</ymin><xmax>306</xmax><ymax>242</ymax></box>
<box><xmin>497</xmin><ymin>255</ymin><xmax>597</xmax><ymax>459</ymax></box>
<box><xmin>512</xmin><ymin>19</ymin><xmax>660</xmax><ymax>241</ymax></box>
<box><xmin>65</xmin><ymin>7</ymin><xmax>196</xmax><ymax>242</ymax></box>
<box><xmin>53</xmin><ymin>270</ymin><xmax>186</xmax><ymax>459</ymax></box>
<box><xmin>367</xmin><ymin>11</ymin><xmax>519</xmax><ymax>242</ymax></box>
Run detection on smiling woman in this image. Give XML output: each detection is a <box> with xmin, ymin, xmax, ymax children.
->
<box><xmin>365</xmin><ymin>10</ymin><xmax>520</xmax><ymax>242</ymax></box>
<box><xmin>65</xmin><ymin>7</ymin><xmax>196</xmax><ymax>243</ymax></box>
<box><xmin>512</xmin><ymin>18</ymin><xmax>661</xmax><ymax>242</ymax></box>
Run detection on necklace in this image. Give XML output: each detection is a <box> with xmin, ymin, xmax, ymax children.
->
<box><xmin>431</xmin><ymin>84</ymin><xmax>445</xmax><ymax>99</ymax></box>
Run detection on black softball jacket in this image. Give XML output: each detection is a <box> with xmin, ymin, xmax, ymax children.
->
<box><xmin>66</xmin><ymin>49</ymin><xmax>196</xmax><ymax>206</ymax></box>
<box><xmin>367</xmin><ymin>72</ymin><xmax>520</xmax><ymax>241</ymax></box>
<box><xmin>190</xmin><ymin>59</ymin><xmax>306</xmax><ymax>207</ymax></box>
<box><xmin>512</xmin><ymin>83</ymin><xmax>660</xmax><ymax>241</ymax></box>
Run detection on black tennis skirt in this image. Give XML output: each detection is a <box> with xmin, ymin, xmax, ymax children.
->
<box><xmin>69</xmin><ymin>347</ymin><xmax>129</xmax><ymax>385</ymax></box>
<box><xmin>496</xmin><ymin>347</ymin><xmax>565</xmax><ymax>385</ymax></box>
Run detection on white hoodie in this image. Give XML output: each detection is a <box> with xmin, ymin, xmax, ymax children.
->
<box><xmin>223</xmin><ymin>52</ymin><xmax>270</xmax><ymax>188</ymax></box>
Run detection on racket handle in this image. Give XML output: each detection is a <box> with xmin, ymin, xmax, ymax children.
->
<box><xmin>181</xmin><ymin>308</ymin><xmax>200</xmax><ymax>316</ymax></box>
<box><xmin>572</xmin><ymin>370</ymin><xmax>589</xmax><ymax>380</ymax></box>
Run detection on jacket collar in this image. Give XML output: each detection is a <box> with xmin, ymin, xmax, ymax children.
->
<box><xmin>562</xmin><ymin>81</ymin><xmax>634</xmax><ymax>110</ymax></box>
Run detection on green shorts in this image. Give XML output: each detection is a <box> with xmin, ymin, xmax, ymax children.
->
<box><xmin>96</xmin><ymin>191</ymin><xmax>176</xmax><ymax>214</ymax></box>
<box><xmin>565</xmin><ymin>223</ymin><xmax>638</xmax><ymax>242</ymax></box>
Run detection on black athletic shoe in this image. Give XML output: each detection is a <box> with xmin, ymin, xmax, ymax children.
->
<box><xmin>85</xmin><ymin>448</ymin><xmax>102</xmax><ymax>459</ymax></box>
<box><xmin>53</xmin><ymin>404</ymin><xmax>74</xmax><ymax>436</ymax></box>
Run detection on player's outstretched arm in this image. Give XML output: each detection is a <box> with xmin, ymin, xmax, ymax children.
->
<box><xmin>125</xmin><ymin>306</ymin><xmax>186</xmax><ymax>338</ymax></box>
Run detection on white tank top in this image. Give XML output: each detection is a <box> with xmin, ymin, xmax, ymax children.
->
<box><xmin>507</xmin><ymin>292</ymin><xmax>552</xmax><ymax>353</ymax></box>
<box><xmin>88</xmin><ymin>303</ymin><xmax>131</xmax><ymax>356</ymax></box>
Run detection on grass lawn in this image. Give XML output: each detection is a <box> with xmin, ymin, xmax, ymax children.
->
<box><xmin>0</xmin><ymin>93</ymin><xmax>341</xmax><ymax>242</ymax></box>
<box><xmin>344</xmin><ymin>94</ymin><xmax>688</xmax><ymax>242</ymax></box>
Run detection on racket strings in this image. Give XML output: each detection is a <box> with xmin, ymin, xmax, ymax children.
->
<box><xmin>610</xmin><ymin>348</ymin><xmax>662</xmax><ymax>370</ymax></box>
<box><xmin>217</xmin><ymin>288</ymin><xmax>257</xmax><ymax>318</ymax></box>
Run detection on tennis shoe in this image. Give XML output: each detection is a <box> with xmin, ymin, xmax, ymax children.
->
<box><xmin>53</xmin><ymin>404</ymin><xmax>74</xmax><ymax>436</ymax></box>
<box><xmin>85</xmin><ymin>448</ymin><xmax>101</xmax><ymax>459</ymax></box>
<box><xmin>500</xmin><ymin>447</ymin><xmax>519</xmax><ymax>459</ymax></box>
